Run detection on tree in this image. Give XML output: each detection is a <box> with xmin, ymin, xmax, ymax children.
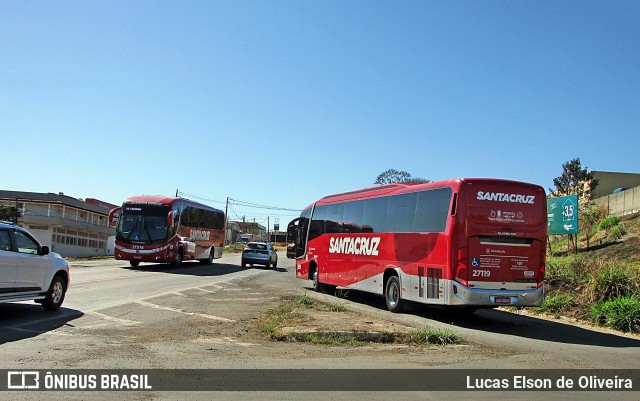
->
<box><xmin>374</xmin><ymin>169</ymin><xmax>430</xmax><ymax>185</ymax></box>
<box><xmin>550</xmin><ymin>158</ymin><xmax>599</xmax><ymax>199</ymax></box>
<box><xmin>0</xmin><ymin>205</ymin><xmax>21</xmax><ymax>224</ymax></box>
<box><xmin>550</xmin><ymin>158</ymin><xmax>600</xmax><ymax>254</ymax></box>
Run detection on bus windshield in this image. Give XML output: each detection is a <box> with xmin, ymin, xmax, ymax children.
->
<box><xmin>116</xmin><ymin>205</ymin><xmax>171</xmax><ymax>244</ymax></box>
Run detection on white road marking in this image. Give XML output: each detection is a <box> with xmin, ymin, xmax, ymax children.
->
<box><xmin>209</xmin><ymin>297</ymin><xmax>277</xmax><ymax>302</ymax></box>
<box><xmin>188</xmin><ymin>287</ymin><xmax>220</xmax><ymax>294</ymax></box>
<box><xmin>134</xmin><ymin>300</ymin><xmax>235</xmax><ymax>322</ymax></box>
<box><xmin>85</xmin><ymin>311</ymin><xmax>142</xmax><ymax>326</ymax></box>
<box><xmin>193</xmin><ymin>336</ymin><xmax>257</xmax><ymax>347</ymax></box>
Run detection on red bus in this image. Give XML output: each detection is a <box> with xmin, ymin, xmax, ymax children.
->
<box><xmin>109</xmin><ymin>196</ymin><xmax>225</xmax><ymax>268</ymax></box>
<box><xmin>287</xmin><ymin>178</ymin><xmax>546</xmax><ymax>312</ymax></box>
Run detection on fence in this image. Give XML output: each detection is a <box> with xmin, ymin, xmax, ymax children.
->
<box><xmin>593</xmin><ymin>186</ymin><xmax>640</xmax><ymax>217</ymax></box>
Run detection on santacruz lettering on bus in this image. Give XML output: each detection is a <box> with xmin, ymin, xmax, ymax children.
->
<box><xmin>288</xmin><ymin>178</ymin><xmax>547</xmax><ymax>313</ymax></box>
<box><xmin>189</xmin><ymin>230</ymin><xmax>211</xmax><ymax>241</ymax></box>
<box><xmin>329</xmin><ymin>237</ymin><xmax>380</xmax><ymax>256</ymax></box>
<box><xmin>476</xmin><ymin>191</ymin><xmax>535</xmax><ymax>204</ymax></box>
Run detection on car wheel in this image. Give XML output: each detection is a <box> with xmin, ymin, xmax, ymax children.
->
<box><xmin>265</xmin><ymin>260</ymin><xmax>271</xmax><ymax>269</ymax></box>
<box><xmin>130</xmin><ymin>261</ymin><xmax>140</xmax><ymax>267</ymax></box>
<box><xmin>241</xmin><ymin>259</ymin><xmax>246</xmax><ymax>268</ymax></box>
<box><xmin>385</xmin><ymin>275</ymin><xmax>404</xmax><ymax>313</ymax></box>
<box><xmin>42</xmin><ymin>275</ymin><xmax>66</xmax><ymax>311</ymax></box>
<box><xmin>273</xmin><ymin>258</ymin><xmax>277</xmax><ymax>269</ymax></box>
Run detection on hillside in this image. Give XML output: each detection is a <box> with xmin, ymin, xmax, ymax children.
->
<box><xmin>537</xmin><ymin>211</ymin><xmax>640</xmax><ymax>333</ymax></box>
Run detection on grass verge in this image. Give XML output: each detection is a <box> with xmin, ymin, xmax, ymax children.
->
<box><xmin>588</xmin><ymin>296</ymin><xmax>640</xmax><ymax>333</ymax></box>
<box><xmin>257</xmin><ymin>294</ymin><xmax>463</xmax><ymax>346</ymax></box>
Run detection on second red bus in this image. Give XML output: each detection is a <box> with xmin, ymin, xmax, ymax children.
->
<box><xmin>110</xmin><ymin>195</ymin><xmax>225</xmax><ymax>268</ymax></box>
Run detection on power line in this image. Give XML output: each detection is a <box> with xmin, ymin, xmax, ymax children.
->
<box><xmin>177</xmin><ymin>190</ymin><xmax>302</xmax><ymax>212</ymax></box>
<box><xmin>176</xmin><ymin>191</ymin><xmax>226</xmax><ymax>206</ymax></box>
<box><xmin>228</xmin><ymin>198</ymin><xmax>302</xmax><ymax>212</ymax></box>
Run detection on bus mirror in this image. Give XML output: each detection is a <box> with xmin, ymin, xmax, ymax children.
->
<box><xmin>108</xmin><ymin>207</ymin><xmax>121</xmax><ymax>226</ymax></box>
<box><xmin>168</xmin><ymin>210</ymin><xmax>178</xmax><ymax>227</ymax></box>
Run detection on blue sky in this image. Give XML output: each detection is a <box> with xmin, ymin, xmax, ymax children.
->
<box><xmin>2</xmin><ymin>1</ymin><xmax>638</xmax><ymax>227</ymax></box>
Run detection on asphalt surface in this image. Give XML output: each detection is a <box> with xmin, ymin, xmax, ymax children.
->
<box><xmin>1</xmin><ymin>252</ymin><xmax>639</xmax><ymax>400</ymax></box>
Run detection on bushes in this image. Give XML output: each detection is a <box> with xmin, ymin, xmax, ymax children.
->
<box><xmin>545</xmin><ymin>257</ymin><xmax>592</xmax><ymax>286</ymax></box>
<box><xmin>588</xmin><ymin>296</ymin><xmax>640</xmax><ymax>333</ymax></box>
<box><xmin>542</xmin><ymin>253</ymin><xmax>640</xmax><ymax>333</ymax></box>
<box><xmin>598</xmin><ymin>217</ymin><xmax>621</xmax><ymax>231</ymax></box>
<box><xmin>583</xmin><ymin>261</ymin><xmax>638</xmax><ymax>302</ymax></box>
<box><xmin>595</xmin><ymin>216</ymin><xmax>627</xmax><ymax>241</ymax></box>
<box><xmin>545</xmin><ymin>256</ymin><xmax>638</xmax><ymax>303</ymax></box>
<box><xmin>608</xmin><ymin>225</ymin><xmax>627</xmax><ymax>241</ymax></box>
<box><xmin>582</xmin><ymin>261</ymin><xmax>640</xmax><ymax>333</ymax></box>
<box><xmin>544</xmin><ymin>258</ymin><xmax>574</xmax><ymax>285</ymax></box>
<box><xmin>537</xmin><ymin>293</ymin><xmax>574</xmax><ymax>316</ymax></box>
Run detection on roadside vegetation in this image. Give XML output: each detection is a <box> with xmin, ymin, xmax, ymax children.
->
<box><xmin>257</xmin><ymin>294</ymin><xmax>463</xmax><ymax>346</ymax></box>
<box><xmin>535</xmin><ymin>209</ymin><xmax>640</xmax><ymax>333</ymax></box>
<box><xmin>224</xmin><ymin>243</ymin><xmax>247</xmax><ymax>253</ymax></box>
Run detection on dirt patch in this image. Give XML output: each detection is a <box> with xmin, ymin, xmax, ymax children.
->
<box><xmin>58</xmin><ymin>274</ymin><xmax>474</xmax><ymax>369</ymax></box>
<box><xmin>258</xmin><ymin>294</ymin><xmax>425</xmax><ymax>345</ymax></box>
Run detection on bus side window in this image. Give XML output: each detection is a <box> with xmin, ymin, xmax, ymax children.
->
<box><xmin>363</xmin><ymin>197</ymin><xmax>388</xmax><ymax>233</ymax></box>
<box><xmin>343</xmin><ymin>200</ymin><xmax>363</xmax><ymax>234</ymax></box>
<box><xmin>388</xmin><ymin>193</ymin><xmax>417</xmax><ymax>233</ymax></box>
<box><xmin>309</xmin><ymin>205</ymin><xmax>327</xmax><ymax>241</ymax></box>
<box><xmin>325</xmin><ymin>204</ymin><xmax>343</xmax><ymax>234</ymax></box>
<box><xmin>414</xmin><ymin>188</ymin><xmax>452</xmax><ymax>233</ymax></box>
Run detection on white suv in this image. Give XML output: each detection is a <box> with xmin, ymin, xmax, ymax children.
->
<box><xmin>0</xmin><ymin>221</ymin><xmax>70</xmax><ymax>310</ymax></box>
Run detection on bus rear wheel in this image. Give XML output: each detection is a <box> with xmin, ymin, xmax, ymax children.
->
<box><xmin>385</xmin><ymin>275</ymin><xmax>404</xmax><ymax>313</ymax></box>
<box><xmin>200</xmin><ymin>248</ymin><xmax>214</xmax><ymax>265</ymax></box>
<box><xmin>130</xmin><ymin>261</ymin><xmax>140</xmax><ymax>267</ymax></box>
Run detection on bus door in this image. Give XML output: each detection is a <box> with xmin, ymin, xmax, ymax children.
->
<box><xmin>286</xmin><ymin>217</ymin><xmax>308</xmax><ymax>259</ymax></box>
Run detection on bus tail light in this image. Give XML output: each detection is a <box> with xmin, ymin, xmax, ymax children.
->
<box><xmin>538</xmin><ymin>253</ymin><xmax>546</xmax><ymax>288</ymax></box>
<box><xmin>455</xmin><ymin>247</ymin><xmax>468</xmax><ymax>287</ymax></box>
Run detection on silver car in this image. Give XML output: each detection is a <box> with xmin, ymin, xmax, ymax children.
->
<box><xmin>0</xmin><ymin>221</ymin><xmax>70</xmax><ymax>310</ymax></box>
<box><xmin>241</xmin><ymin>242</ymin><xmax>278</xmax><ymax>268</ymax></box>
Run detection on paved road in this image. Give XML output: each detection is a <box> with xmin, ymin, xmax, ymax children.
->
<box><xmin>1</xmin><ymin>253</ymin><xmax>639</xmax><ymax>400</ymax></box>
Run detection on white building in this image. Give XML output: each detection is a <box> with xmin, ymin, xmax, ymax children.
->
<box><xmin>0</xmin><ymin>190</ymin><xmax>116</xmax><ymax>258</ymax></box>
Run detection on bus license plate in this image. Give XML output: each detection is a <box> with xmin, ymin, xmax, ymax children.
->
<box><xmin>494</xmin><ymin>296</ymin><xmax>512</xmax><ymax>305</ymax></box>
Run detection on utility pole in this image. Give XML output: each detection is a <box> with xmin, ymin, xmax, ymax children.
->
<box><xmin>224</xmin><ymin>197</ymin><xmax>229</xmax><ymax>245</ymax></box>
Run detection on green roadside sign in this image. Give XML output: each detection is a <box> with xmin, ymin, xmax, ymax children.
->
<box><xmin>547</xmin><ymin>194</ymin><xmax>579</xmax><ymax>235</ymax></box>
